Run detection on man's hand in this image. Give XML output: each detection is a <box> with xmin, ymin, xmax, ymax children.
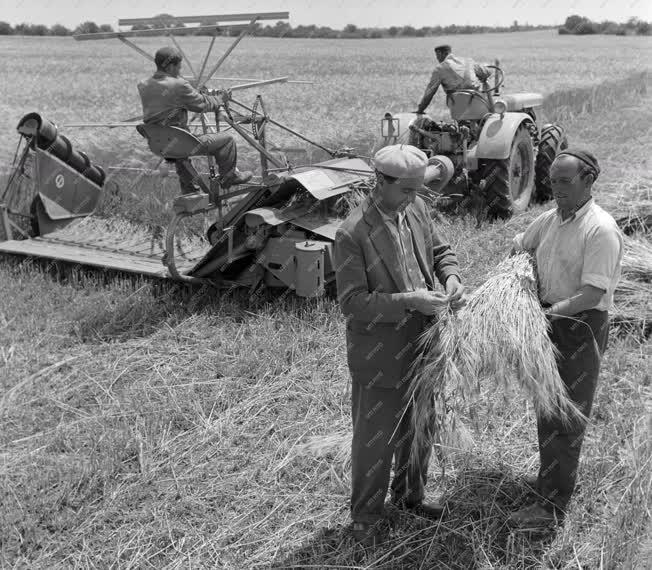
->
<box><xmin>216</xmin><ymin>88</ymin><xmax>231</xmax><ymax>104</ymax></box>
<box><xmin>445</xmin><ymin>276</ymin><xmax>465</xmax><ymax>308</ymax></box>
<box><xmin>405</xmin><ymin>290</ymin><xmax>450</xmax><ymax>316</ymax></box>
<box><xmin>207</xmin><ymin>89</ymin><xmax>231</xmax><ymax>108</ymax></box>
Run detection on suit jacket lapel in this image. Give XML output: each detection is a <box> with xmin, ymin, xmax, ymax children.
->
<box><xmin>362</xmin><ymin>197</ymin><xmax>408</xmax><ymax>292</ymax></box>
<box><xmin>406</xmin><ymin>206</ymin><xmax>435</xmax><ymax>290</ymax></box>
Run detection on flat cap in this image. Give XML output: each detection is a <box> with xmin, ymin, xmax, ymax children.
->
<box><xmin>154</xmin><ymin>46</ymin><xmax>182</xmax><ymax>68</ymax></box>
<box><xmin>556</xmin><ymin>148</ymin><xmax>600</xmax><ymax>180</ymax></box>
<box><xmin>374</xmin><ymin>144</ymin><xmax>427</xmax><ymax>184</ymax></box>
<box><xmin>434</xmin><ymin>44</ymin><xmax>452</xmax><ymax>52</ymax></box>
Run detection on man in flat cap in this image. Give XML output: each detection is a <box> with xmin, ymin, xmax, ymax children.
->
<box><xmin>509</xmin><ymin>149</ymin><xmax>623</xmax><ymax>528</ymax></box>
<box><xmin>138</xmin><ymin>46</ymin><xmax>252</xmax><ymax>192</ymax></box>
<box><xmin>334</xmin><ymin>144</ymin><xmax>465</xmax><ymax>546</ymax></box>
<box><xmin>415</xmin><ymin>44</ymin><xmax>492</xmax><ymax>115</ymax></box>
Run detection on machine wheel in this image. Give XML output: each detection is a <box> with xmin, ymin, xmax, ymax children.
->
<box><xmin>533</xmin><ymin>124</ymin><xmax>568</xmax><ymax>203</ymax></box>
<box><xmin>481</xmin><ymin>125</ymin><xmax>536</xmax><ymax>219</ymax></box>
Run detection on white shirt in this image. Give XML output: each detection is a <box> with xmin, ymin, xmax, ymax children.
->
<box><xmin>513</xmin><ymin>199</ymin><xmax>623</xmax><ymax>311</ymax></box>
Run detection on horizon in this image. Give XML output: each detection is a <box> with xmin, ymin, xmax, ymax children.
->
<box><xmin>2</xmin><ymin>0</ymin><xmax>650</xmax><ymax>30</ymax></box>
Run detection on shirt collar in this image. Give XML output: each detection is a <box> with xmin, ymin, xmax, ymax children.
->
<box><xmin>556</xmin><ymin>197</ymin><xmax>594</xmax><ymax>225</ymax></box>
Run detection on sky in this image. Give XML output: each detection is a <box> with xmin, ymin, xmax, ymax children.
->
<box><xmin>2</xmin><ymin>0</ymin><xmax>651</xmax><ymax>29</ymax></box>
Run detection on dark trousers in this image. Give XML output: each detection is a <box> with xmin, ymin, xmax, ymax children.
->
<box><xmin>536</xmin><ymin>309</ymin><xmax>610</xmax><ymax>512</ymax></box>
<box><xmin>175</xmin><ymin>132</ymin><xmax>237</xmax><ymax>193</ymax></box>
<box><xmin>350</xmin><ymin>380</ymin><xmax>432</xmax><ymax>524</ymax></box>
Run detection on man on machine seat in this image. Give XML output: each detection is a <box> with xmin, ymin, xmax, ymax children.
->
<box><xmin>415</xmin><ymin>44</ymin><xmax>492</xmax><ymax>116</ymax></box>
<box><xmin>138</xmin><ymin>46</ymin><xmax>252</xmax><ymax>194</ymax></box>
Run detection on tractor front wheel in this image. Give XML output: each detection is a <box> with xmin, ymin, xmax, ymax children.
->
<box><xmin>480</xmin><ymin>124</ymin><xmax>536</xmax><ymax>219</ymax></box>
<box><xmin>533</xmin><ymin>124</ymin><xmax>568</xmax><ymax>203</ymax></box>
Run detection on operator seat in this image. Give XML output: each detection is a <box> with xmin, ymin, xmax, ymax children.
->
<box><xmin>136</xmin><ymin>124</ymin><xmax>210</xmax><ymax>194</ymax></box>
<box><xmin>446</xmin><ymin>91</ymin><xmax>492</xmax><ymax>121</ymax></box>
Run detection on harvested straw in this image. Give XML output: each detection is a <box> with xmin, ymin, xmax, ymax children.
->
<box><xmin>287</xmin><ymin>428</ymin><xmax>352</xmax><ymax>471</ymax></box>
<box><xmin>621</xmin><ymin>235</ymin><xmax>652</xmax><ymax>282</ymax></box>
<box><xmin>612</xmin><ymin>235</ymin><xmax>652</xmax><ymax>337</ymax></box>
<box><xmin>333</xmin><ymin>177</ymin><xmax>374</xmax><ymax>217</ymax></box>
<box><xmin>408</xmin><ymin>253</ymin><xmax>582</xmax><ymax>461</ymax></box>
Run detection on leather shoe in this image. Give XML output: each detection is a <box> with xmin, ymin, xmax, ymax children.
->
<box><xmin>508</xmin><ymin>502</ymin><xmax>562</xmax><ymax>529</ymax></box>
<box><xmin>523</xmin><ymin>474</ymin><xmax>539</xmax><ymax>491</ymax></box>
<box><xmin>222</xmin><ymin>169</ymin><xmax>253</xmax><ymax>188</ymax></box>
<box><xmin>352</xmin><ymin>521</ymin><xmax>387</xmax><ymax>548</ymax></box>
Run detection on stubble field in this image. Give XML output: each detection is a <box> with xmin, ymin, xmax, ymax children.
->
<box><xmin>0</xmin><ymin>30</ymin><xmax>651</xmax><ymax>568</ymax></box>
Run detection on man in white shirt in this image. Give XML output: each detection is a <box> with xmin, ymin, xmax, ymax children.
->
<box><xmin>416</xmin><ymin>44</ymin><xmax>492</xmax><ymax>115</ymax></box>
<box><xmin>509</xmin><ymin>149</ymin><xmax>623</xmax><ymax>528</ymax></box>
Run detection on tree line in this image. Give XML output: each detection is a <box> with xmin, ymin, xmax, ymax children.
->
<box><xmin>559</xmin><ymin>15</ymin><xmax>650</xmax><ymax>36</ymax></box>
<box><xmin>0</xmin><ymin>17</ymin><xmax>553</xmax><ymax>38</ymax></box>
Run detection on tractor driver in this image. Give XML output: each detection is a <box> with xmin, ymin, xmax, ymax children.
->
<box><xmin>138</xmin><ymin>46</ymin><xmax>252</xmax><ymax>192</ymax></box>
<box><xmin>415</xmin><ymin>44</ymin><xmax>492</xmax><ymax>115</ymax></box>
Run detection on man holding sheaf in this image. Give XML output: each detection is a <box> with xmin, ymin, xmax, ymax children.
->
<box><xmin>510</xmin><ymin>148</ymin><xmax>623</xmax><ymax>527</ymax></box>
<box><xmin>334</xmin><ymin>144</ymin><xmax>465</xmax><ymax>546</ymax></box>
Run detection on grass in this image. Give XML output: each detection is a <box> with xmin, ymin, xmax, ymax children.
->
<box><xmin>0</xmin><ymin>31</ymin><xmax>651</xmax><ymax>569</ymax></box>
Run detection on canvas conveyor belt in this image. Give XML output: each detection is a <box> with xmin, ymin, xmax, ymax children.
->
<box><xmin>0</xmin><ymin>220</ymin><xmax>211</xmax><ymax>279</ymax></box>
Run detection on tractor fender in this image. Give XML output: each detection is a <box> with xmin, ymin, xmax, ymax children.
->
<box><xmin>475</xmin><ymin>113</ymin><xmax>533</xmax><ymax>160</ymax></box>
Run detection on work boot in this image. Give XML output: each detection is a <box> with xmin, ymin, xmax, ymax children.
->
<box><xmin>508</xmin><ymin>502</ymin><xmax>562</xmax><ymax>530</ymax></box>
<box><xmin>351</xmin><ymin>521</ymin><xmax>387</xmax><ymax>548</ymax></box>
<box><xmin>221</xmin><ymin>169</ymin><xmax>253</xmax><ymax>188</ymax></box>
<box><xmin>394</xmin><ymin>499</ymin><xmax>445</xmax><ymax>520</ymax></box>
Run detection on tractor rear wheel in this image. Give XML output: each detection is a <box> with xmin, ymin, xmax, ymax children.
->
<box><xmin>533</xmin><ymin>124</ymin><xmax>568</xmax><ymax>203</ymax></box>
<box><xmin>481</xmin><ymin>124</ymin><xmax>535</xmax><ymax>219</ymax></box>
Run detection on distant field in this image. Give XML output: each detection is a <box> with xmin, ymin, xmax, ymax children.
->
<box><xmin>1</xmin><ymin>30</ymin><xmax>651</xmax><ymax>171</ymax></box>
<box><xmin>1</xmin><ymin>29</ymin><xmax>650</xmax><ymax>569</ymax></box>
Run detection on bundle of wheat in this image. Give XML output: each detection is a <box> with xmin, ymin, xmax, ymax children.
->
<box><xmin>408</xmin><ymin>253</ymin><xmax>583</xmax><ymax>461</ymax></box>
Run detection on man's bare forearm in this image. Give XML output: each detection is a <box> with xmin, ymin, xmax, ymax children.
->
<box><xmin>547</xmin><ymin>285</ymin><xmax>605</xmax><ymax>319</ymax></box>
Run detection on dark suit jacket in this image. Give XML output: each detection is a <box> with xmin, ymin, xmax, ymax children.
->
<box><xmin>137</xmin><ymin>71</ymin><xmax>220</xmax><ymax>128</ymax></box>
<box><xmin>334</xmin><ymin>195</ymin><xmax>460</xmax><ymax>389</ymax></box>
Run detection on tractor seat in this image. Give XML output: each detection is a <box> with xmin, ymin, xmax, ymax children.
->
<box><xmin>446</xmin><ymin>91</ymin><xmax>492</xmax><ymax>121</ymax></box>
<box><xmin>136</xmin><ymin>124</ymin><xmax>203</xmax><ymax>160</ymax></box>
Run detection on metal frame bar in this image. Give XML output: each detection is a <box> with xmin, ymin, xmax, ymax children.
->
<box><xmin>229</xmin><ymin>77</ymin><xmax>288</xmax><ymax>91</ymax></box>
<box><xmin>220</xmin><ymin>114</ymin><xmax>284</xmax><ymax>168</ymax></box>
<box><xmin>198</xmin><ymin>18</ymin><xmax>259</xmax><ymax>89</ymax></box>
<box><xmin>75</xmin><ymin>24</ymin><xmax>248</xmax><ymax>40</ymax></box>
<box><xmin>118</xmin><ymin>12</ymin><xmax>288</xmax><ymax>26</ymax></box>
<box><xmin>230</xmin><ymin>97</ymin><xmax>335</xmax><ymax>156</ymax></box>
<box><xmin>206</xmin><ymin>76</ymin><xmax>313</xmax><ymax>85</ymax></box>
<box><xmin>117</xmin><ymin>36</ymin><xmax>154</xmax><ymax>62</ymax></box>
<box><xmin>168</xmin><ymin>33</ymin><xmax>197</xmax><ymax>79</ymax></box>
<box><xmin>0</xmin><ymin>204</ymin><xmax>12</xmax><ymax>241</ymax></box>
<box><xmin>197</xmin><ymin>33</ymin><xmax>217</xmax><ymax>86</ymax></box>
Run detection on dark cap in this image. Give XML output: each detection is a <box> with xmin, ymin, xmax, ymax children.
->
<box><xmin>434</xmin><ymin>44</ymin><xmax>452</xmax><ymax>52</ymax></box>
<box><xmin>556</xmin><ymin>148</ymin><xmax>600</xmax><ymax>180</ymax></box>
<box><xmin>154</xmin><ymin>46</ymin><xmax>182</xmax><ymax>69</ymax></box>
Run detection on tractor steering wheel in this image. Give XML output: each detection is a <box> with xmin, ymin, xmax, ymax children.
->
<box><xmin>479</xmin><ymin>65</ymin><xmax>504</xmax><ymax>94</ymax></box>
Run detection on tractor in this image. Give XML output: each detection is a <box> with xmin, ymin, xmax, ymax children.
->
<box><xmin>379</xmin><ymin>64</ymin><xmax>568</xmax><ymax>220</ymax></box>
